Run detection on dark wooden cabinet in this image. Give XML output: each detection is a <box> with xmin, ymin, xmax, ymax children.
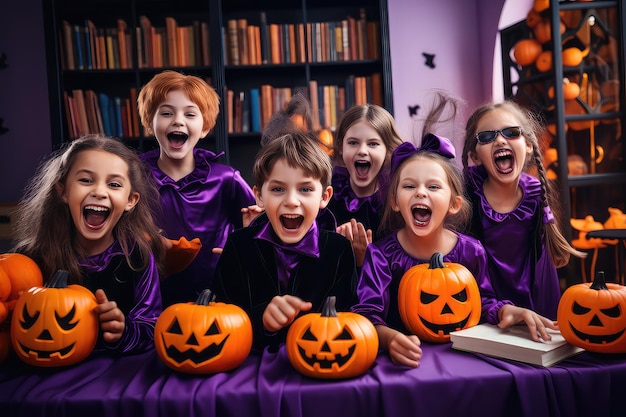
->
<box><xmin>42</xmin><ymin>0</ymin><xmax>393</xmax><ymax>183</ymax></box>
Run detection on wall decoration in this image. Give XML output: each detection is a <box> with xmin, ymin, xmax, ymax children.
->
<box><xmin>408</xmin><ymin>104</ymin><xmax>420</xmax><ymax>117</ymax></box>
<box><xmin>422</xmin><ymin>52</ymin><xmax>435</xmax><ymax>69</ymax></box>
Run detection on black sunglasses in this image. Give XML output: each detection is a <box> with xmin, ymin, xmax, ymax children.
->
<box><xmin>475</xmin><ymin>126</ymin><xmax>523</xmax><ymax>144</ymax></box>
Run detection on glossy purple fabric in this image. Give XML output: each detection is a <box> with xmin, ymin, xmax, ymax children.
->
<box><xmin>328</xmin><ymin>166</ymin><xmax>387</xmax><ymax>238</ymax></box>
<box><xmin>141</xmin><ymin>148</ymin><xmax>256</xmax><ymax>306</ymax></box>
<box><xmin>352</xmin><ymin>232</ymin><xmax>509</xmax><ymax>330</ymax></box>
<box><xmin>79</xmin><ymin>241</ymin><xmax>162</xmax><ymax>353</ymax></box>
<box><xmin>465</xmin><ymin>166</ymin><xmax>561</xmax><ymax>319</ymax></box>
<box><xmin>256</xmin><ymin>221</ymin><xmax>320</xmax><ymax>292</ymax></box>
<box><xmin>1</xmin><ymin>343</ymin><xmax>624</xmax><ymax>417</ymax></box>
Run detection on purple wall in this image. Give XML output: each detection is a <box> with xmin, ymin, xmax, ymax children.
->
<box><xmin>0</xmin><ymin>0</ymin><xmax>52</xmax><ymax>202</ymax></box>
<box><xmin>0</xmin><ymin>0</ymin><xmax>514</xmax><ymax>203</ymax></box>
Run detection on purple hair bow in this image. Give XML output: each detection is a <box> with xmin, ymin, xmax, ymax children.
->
<box><xmin>391</xmin><ymin>133</ymin><xmax>456</xmax><ymax>174</ymax></box>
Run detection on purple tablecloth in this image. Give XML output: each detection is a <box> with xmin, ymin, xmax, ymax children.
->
<box><xmin>1</xmin><ymin>343</ymin><xmax>625</xmax><ymax>417</ymax></box>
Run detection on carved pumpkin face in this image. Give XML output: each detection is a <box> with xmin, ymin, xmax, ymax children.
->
<box><xmin>398</xmin><ymin>252</ymin><xmax>481</xmax><ymax>343</ymax></box>
<box><xmin>558</xmin><ymin>271</ymin><xmax>626</xmax><ymax>353</ymax></box>
<box><xmin>286</xmin><ymin>296</ymin><xmax>378</xmax><ymax>379</ymax></box>
<box><xmin>154</xmin><ymin>289</ymin><xmax>252</xmax><ymax>374</ymax></box>
<box><xmin>10</xmin><ymin>270</ymin><xmax>98</xmax><ymax>367</ymax></box>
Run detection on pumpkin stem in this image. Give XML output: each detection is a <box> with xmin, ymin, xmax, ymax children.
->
<box><xmin>196</xmin><ymin>289</ymin><xmax>216</xmax><ymax>306</ymax></box>
<box><xmin>46</xmin><ymin>270</ymin><xmax>69</xmax><ymax>288</ymax></box>
<box><xmin>321</xmin><ymin>296</ymin><xmax>338</xmax><ymax>317</ymax></box>
<box><xmin>429</xmin><ymin>252</ymin><xmax>445</xmax><ymax>269</ymax></box>
<box><xmin>590</xmin><ymin>271</ymin><xmax>608</xmax><ymax>291</ymax></box>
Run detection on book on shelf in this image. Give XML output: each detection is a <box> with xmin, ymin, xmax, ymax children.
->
<box><xmin>165</xmin><ymin>17</ymin><xmax>179</xmax><ymax>67</ymax></box>
<box><xmin>71</xmin><ymin>89</ymin><xmax>90</xmax><ymax>136</ymax></box>
<box><xmin>201</xmin><ymin>22</ymin><xmax>211</xmax><ymax>66</ymax></box>
<box><xmin>117</xmin><ymin>19</ymin><xmax>129</xmax><ymax>69</ymax></box>
<box><xmin>449</xmin><ymin>323</ymin><xmax>584</xmax><ymax>367</ymax></box>
<box><xmin>227</xmin><ymin>19</ymin><xmax>239</xmax><ymax>65</ymax></box>
<box><xmin>259</xmin><ymin>11</ymin><xmax>269</xmax><ymax>64</ymax></box>
<box><xmin>249</xmin><ymin>88</ymin><xmax>261</xmax><ymax>133</ymax></box>
<box><xmin>237</xmin><ymin>19</ymin><xmax>249</xmax><ymax>65</ymax></box>
<box><xmin>61</xmin><ymin>20</ymin><xmax>75</xmax><ymax>70</ymax></box>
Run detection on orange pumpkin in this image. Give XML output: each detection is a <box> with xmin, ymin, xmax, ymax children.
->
<box><xmin>512</xmin><ymin>39</ymin><xmax>543</xmax><ymax>67</ymax></box>
<box><xmin>548</xmin><ymin>79</ymin><xmax>580</xmax><ymax>101</ymax></box>
<box><xmin>398</xmin><ymin>253</ymin><xmax>481</xmax><ymax>343</ymax></box>
<box><xmin>526</xmin><ymin>9</ymin><xmax>542</xmax><ymax>28</ymax></box>
<box><xmin>533</xmin><ymin>19</ymin><xmax>565</xmax><ymax>44</ymax></box>
<box><xmin>11</xmin><ymin>270</ymin><xmax>99</xmax><ymax>367</ymax></box>
<box><xmin>562</xmin><ymin>47</ymin><xmax>584</xmax><ymax>67</ymax></box>
<box><xmin>286</xmin><ymin>296</ymin><xmax>378</xmax><ymax>379</ymax></box>
<box><xmin>533</xmin><ymin>0</ymin><xmax>549</xmax><ymax>13</ymax></box>
<box><xmin>154</xmin><ymin>289</ymin><xmax>252</xmax><ymax>374</ymax></box>
<box><xmin>558</xmin><ymin>271</ymin><xmax>626</xmax><ymax>353</ymax></box>
<box><xmin>0</xmin><ymin>253</ymin><xmax>44</xmax><ymax>309</ymax></box>
<box><xmin>317</xmin><ymin>128</ymin><xmax>334</xmax><ymax>156</ymax></box>
<box><xmin>535</xmin><ymin>50</ymin><xmax>552</xmax><ymax>72</ymax></box>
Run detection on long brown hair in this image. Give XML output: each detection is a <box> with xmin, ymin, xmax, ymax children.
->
<box><xmin>13</xmin><ymin>135</ymin><xmax>165</xmax><ymax>282</ymax></box>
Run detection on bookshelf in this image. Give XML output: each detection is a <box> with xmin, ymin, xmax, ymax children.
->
<box><xmin>42</xmin><ymin>0</ymin><xmax>394</xmax><ymax>183</ymax></box>
<box><xmin>500</xmin><ymin>0</ymin><xmax>625</xmax><ymax>283</ymax></box>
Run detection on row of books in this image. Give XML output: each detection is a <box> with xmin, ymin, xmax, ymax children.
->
<box><xmin>59</xmin><ymin>10</ymin><xmax>380</xmax><ymax>71</ymax></box>
<box><xmin>59</xmin><ymin>17</ymin><xmax>211</xmax><ymax>71</ymax></box>
<box><xmin>63</xmin><ymin>89</ymin><xmax>141</xmax><ymax>139</ymax></box>
<box><xmin>60</xmin><ymin>19</ymin><xmax>133</xmax><ymax>70</ymax></box>
<box><xmin>224</xmin><ymin>10</ymin><xmax>380</xmax><ymax>66</ymax></box>
<box><xmin>225</xmin><ymin>74</ymin><xmax>382</xmax><ymax>134</ymax></box>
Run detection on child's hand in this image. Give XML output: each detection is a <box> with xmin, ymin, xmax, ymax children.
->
<box><xmin>336</xmin><ymin>219</ymin><xmax>372</xmax><ymax>266</ymax></box>
<box><xmin>262</xmin><ymin>295</ymin><xmax>312</xmax><ymax>333</ymax></box>
<box><xmin>212</xmin><ymin>247</ymin><xmax>223</xmax><ymax>255</ymax></box>
<box><xmin>95</xmin><ymin>289</ymin><xmax>125</xmax><ymax>344</ymax></box>
<box><xmin>497</xmin><ymin>304</ymin><xmax>558</xmax><ymax>342</ymax></box>
<box><xmin>242</xmin><ymin>204</ymin><xmax>264</xmax><ymax>227</ymax></box>
<box><xmin>375</xmin><ymin>324</ymin><xmax>422</xmax><ymax>368</ymax></box>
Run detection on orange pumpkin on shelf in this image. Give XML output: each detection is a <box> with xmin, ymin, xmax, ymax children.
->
<box><xmin>317</xmin><ymin>128</ymin><xmax>334</xmax><ymax>156</ymax></box>
<box><xmin>532</xmin><ymin>19</ymin><xmax>565</xmax><ymax>45</ymax></box>
<box><xmin>513</xmin><ymin>39</ymin><xmax>543</xmax><ymax>67</ymax></box>
<box><xmin>526</xmin><ymin>9</ymin><xmax>542</xmax><ymax>28</ymax></box>
<box><xmin>398</xmin><ymin>252</ymin><xmax>481</xmax><ymax>343</ymax></box>
<box><xmin>535</xmin><ymin>50</ymin><xmax>552</xmax><ymax>72</ymax></box>
<box><xmin>548</xmin><ymin>79</ymin><xmax>580</xmax><ymax>101</ymax></box>
<box><xmin>562</xmin><ymin>47</ymin><xmax>585</xmax><ymax>67</ymax></box>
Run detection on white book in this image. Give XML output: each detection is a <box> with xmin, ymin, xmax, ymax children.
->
<box><xmin>450</xmin><ymin>323</ymin><xmax>584</xmax><ymax>367</ymax></box>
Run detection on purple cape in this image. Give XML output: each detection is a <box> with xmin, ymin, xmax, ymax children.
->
<box><xmin>141</xmin><ymin>148</ymin><xmax>256</xmax><ymax>306</ymax></box>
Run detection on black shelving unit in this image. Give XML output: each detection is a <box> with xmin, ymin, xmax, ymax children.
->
<box><xmin>42</xmin><ymin>0</ymin><xmax>394</xmax><ymax>183</ymax></box>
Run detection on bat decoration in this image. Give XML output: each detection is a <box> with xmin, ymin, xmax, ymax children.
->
<box><xmin>422</xmin><ymin>52</ymin><xmax>435</xmax><ymax>69</ymax></box>
<box><xmin>408</xmin><ymin>105</ymin><xmax>420</xmax><ymax>117</ymax></box>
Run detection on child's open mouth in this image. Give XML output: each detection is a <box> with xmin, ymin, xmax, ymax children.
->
<box><xmin>412</xmin><ymin>205</ymin><xmax>431</xmax><ymax>226</ymax></box>
<box><xmin>167</xmin><ymin>132</ymin><xmax>189</xmax><ymax>148</ymax></box>
<box><xmin>493</xmin><ymin>149</ymin><xmax>514</xmax><ymax>174</ymax></box>
<box><xmin>354</xmin><ymin>161</ymin><xmax>371</xmax><ymax>179</ymax></box>
<box><xmin>280</xmin><ymin>214</ymin><xmax>304</xmax><ymax>230</ymax></box>
<box><xmin>83</xmin><ymin>205</ymin><xmax>110</xmax><ymax>228</ymax></box>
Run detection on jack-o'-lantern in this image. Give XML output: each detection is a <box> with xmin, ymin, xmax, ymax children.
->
<box><xmin>558</xmin><ymin>271</ymin><xmax>626</xmax><ymax>353</ymax></box>
<box><xmin>11</xmin><ymin>270</ymin><xmax>98</xmax><ymax>367</ymax></box>
<box><xmin>286</xmin><ymin>296</ymin><xmax>378</xmax><ymax>379</ymax></box>
<box><xmin>154</xmin><ymin>289</ymin><xmax>252</xmax><ymax>374</ymax></box>
<box><xmin>0</xmin><ymin>253</ymin><xmax>43</xmax><ymax>310</ymax></box>
<box><xmin>398</xmin><ymin>252</ymin><xmax>481</xmax><ymax>343</ymax></box>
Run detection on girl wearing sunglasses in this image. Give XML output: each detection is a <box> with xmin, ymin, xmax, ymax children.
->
<box><xmin>462</xmin><ymin>101</ymin><xmax>585</xmax><ymax>322</ymax></box>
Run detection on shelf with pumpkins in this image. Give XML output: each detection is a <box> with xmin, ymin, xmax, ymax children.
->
<box><xmin>501</xmin><ymin>0</ymin><xmax>625</xmax><ymax>249</ymax></box>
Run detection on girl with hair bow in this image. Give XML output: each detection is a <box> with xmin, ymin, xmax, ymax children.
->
<box><xmin>352</xmin><ymin>133</ymin><xmax>559</xmax><ymax>368</ymax></box>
